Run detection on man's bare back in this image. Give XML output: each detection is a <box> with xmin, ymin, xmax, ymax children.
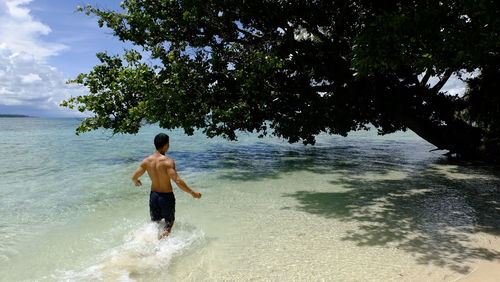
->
<box><xmin>131</xmin><ymin>133</ymin><xmax>201</xmax><ymax>239</ymax></box>
<box><xmin>133</xmin><ymin>151</ymin><xmax>202</xmax><ymax>198</ymax></box>
<box><xmin>139</xmin><ymin>153</ymin><xmax>174</xmax><ymax>193</ymax></box>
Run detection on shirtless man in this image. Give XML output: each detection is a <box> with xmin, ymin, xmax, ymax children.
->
<box><xmin>131</xmin><ymin>133</ymin><xmax>202</xmax><ymax>239</ymax></box>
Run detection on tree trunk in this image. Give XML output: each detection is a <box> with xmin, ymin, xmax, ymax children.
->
<box><xmin>376</xmin><ymin>81</ymin><xmax>493</xmax><ymax>161</ymax></box>
<box><xmin>397</xmin><ymin>113</ymin><xmax>487</xmax><ymax>160</ymax></box>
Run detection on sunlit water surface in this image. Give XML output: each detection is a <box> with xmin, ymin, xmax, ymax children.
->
<box><xmin>0</xmin><ymin>118</ymin><xmax>499</xmax><ymax>281</ymax></box>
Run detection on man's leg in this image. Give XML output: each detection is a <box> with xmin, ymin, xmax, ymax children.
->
<box><xmin>159</xmin><ymin>193</ymin><xmax>175</xmax><ymax>239</ymax></box>
<box><xmin>150</xmin><ymin>192</ymin><xmax>166</xmax><ymax>239</ymax></box>
<box><xmin>165</xmin><ymin>220</ymin><xmax>174</xmax><ymax>233</ymax></box>
<box><xmin>159</xmin><ymin>220</ymin><xmax>174</xmax><ymax>239</ymax></box>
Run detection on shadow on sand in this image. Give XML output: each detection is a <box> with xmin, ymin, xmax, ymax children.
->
<box><xmin>180</xmin><ymin>139</ymin><xmax>500</xmax><ymax>273</ymax></box>
<box><xmin>282</xmin><ymin>163</ymin><xmax>500</xmax><ymax>274</ymax></box>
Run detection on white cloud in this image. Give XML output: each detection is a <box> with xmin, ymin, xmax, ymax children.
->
<box><xmin>0</xmin><ymin>45</ymin><xmax>84</xmax><ymax>109</ymax></box>
<box><xmin>440</xmin><ymin>77</ymin><xmax>467</xmax><ymax>96</ymax></box>
<box><xmin>0</xmin><ymin>0</ymin><xmax>86</xmax><ymax>116</ymax></box>
<box><xmin>427</xmin><ymin>71</ymin><xmax>478</xmax><ymax>97</ymax></box>
<box><xmin>20</xmin><ymin>72</ymin><xmax>41</xmax><ymax>83</ymax></box>
<box><xmin>0</xmin><ymin>0</ymin><xmax>67</xmax><ymax>59</ymax></box>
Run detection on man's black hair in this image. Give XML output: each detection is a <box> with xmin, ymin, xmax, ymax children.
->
<box><xmin>154</xmin><ymin>133</ymin><xmax>169</xmax><ymax>150</ymax></box>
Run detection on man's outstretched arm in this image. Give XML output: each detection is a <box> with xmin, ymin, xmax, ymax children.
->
<box><xmin>131</xmin><ymin>162</ymin><xmax>146</xmax><ymax>186</ymax></box>
<box><xmin>166</xmin><ymin>159</ymin><xmax>202</xmax><ymax>198</ymax></box>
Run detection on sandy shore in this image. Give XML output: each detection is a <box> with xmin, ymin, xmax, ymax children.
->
<box><xmin>456</xmin><ymin>262</ymin><xmax>500</xmax><ymax>282</ymax></box>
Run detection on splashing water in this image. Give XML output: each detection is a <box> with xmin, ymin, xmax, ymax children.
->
<box><xmin>56</xmin><ymin>222</ymin><xmax>204</xmax><ymax>281</ymax></box>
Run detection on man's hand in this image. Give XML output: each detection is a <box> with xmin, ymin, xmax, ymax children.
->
<box><xmin>133</xmin><ymin>179</ymin><xmax>142</xmax><ymax>187</ymax></box>
<box><xmin>191</xmin><ymin>191</ymin><xmax>202</xmax><ymax>199</ymax></box>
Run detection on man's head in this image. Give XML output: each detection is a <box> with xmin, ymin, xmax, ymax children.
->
<box><xmin>154</xmin><ymin>133</ymin><xmax>169</xmax><ymax>153</ymax></box>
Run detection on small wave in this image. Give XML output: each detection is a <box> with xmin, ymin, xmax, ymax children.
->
<box><xmin>56</xmin><ymin>221</ymin><xmax>204</xmax><ymax>281</ymax></box>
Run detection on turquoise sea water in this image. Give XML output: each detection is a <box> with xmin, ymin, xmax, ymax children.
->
<box><xmin>0</xmin><ymin>118</ymin><xmax>499</xmax><ymax>281</ymax></box>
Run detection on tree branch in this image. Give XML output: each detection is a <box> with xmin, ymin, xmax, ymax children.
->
<box><xmin>235</xmin><ymin>26</ymin><xmax>263</xmax><ymax>38</ymax></box>
<box><xmin>420</xmin><ymin>71</ymin><xmax>431</xmax><ymax>86</ymax></box>
<box><xmin>299</xmin><ymin>20</ymin><xmax>330</xmax><ymax>43</ymax></box>
<box><xmin>431</xmin><ymin>69</ymin><xmax>453</xmax><ymax>92</ymax></box>
<box><xmin>311</xmin><ymin>84</ymin><xmax>335</xmax><ymax>92</ymax></box>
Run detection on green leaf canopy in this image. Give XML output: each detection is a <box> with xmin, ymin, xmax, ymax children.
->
<box><xmin>63</xmin><ymin>0</ymin><xmax>499</xmax><ymax>157</ymax></box>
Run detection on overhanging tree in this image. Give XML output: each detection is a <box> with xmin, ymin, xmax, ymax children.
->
<box><xmin>61</xmin><ymin>0</ymin><xmax>500</xmax><ymax>161</ymax></box>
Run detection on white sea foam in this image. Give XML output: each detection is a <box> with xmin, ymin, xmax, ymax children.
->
<box><xmin>56</xmin><ymin>222</ymin><xmax>204</xmax><ymax>281</ymax></box>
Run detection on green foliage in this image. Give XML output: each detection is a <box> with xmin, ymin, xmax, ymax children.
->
<box><xmin>353</xmin><ymin>1</ymin><xmax>499</xmax><ymax>77</ymax></box>
<box><xmin>63</xmin><ymin>0</ymin><xmax>499</xmax><ymax>153</ymax></box>
<box><xmin>62</xmin><ymin>50</ymin><xmax>155</xmax><ymax>134</ymax></box>
<box><xmin>465</xmin><ymin>66</ymin><xmax>500</xmax><ymax>136</ymax></box>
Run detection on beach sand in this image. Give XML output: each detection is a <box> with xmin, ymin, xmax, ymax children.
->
<box><xmin>457</xmin><ymin>262</ymin><xmax>500</xmax><ymax>282</ymax></box>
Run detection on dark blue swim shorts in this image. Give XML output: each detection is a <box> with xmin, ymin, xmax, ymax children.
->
<box><xmin>149</xmin><ymin>191</ymin><xmax>175</xmax><ymax>222</ymax></box>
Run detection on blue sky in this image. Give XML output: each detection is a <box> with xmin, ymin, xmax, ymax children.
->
<box><xmin>0</xmin><ymin>0</ymin><xmax>470</xmax><ymax>117</ymax></box>
<box><xmin>29</xmin><ymin>0</ymin><xmax>128</xmax><ymax>78</ymax></box>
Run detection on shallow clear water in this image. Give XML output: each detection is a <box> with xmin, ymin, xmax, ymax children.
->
<box><xmin>0</xmin><ymin>118</ymin><xmax>499</xmax><ymax>281</ymax></box>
